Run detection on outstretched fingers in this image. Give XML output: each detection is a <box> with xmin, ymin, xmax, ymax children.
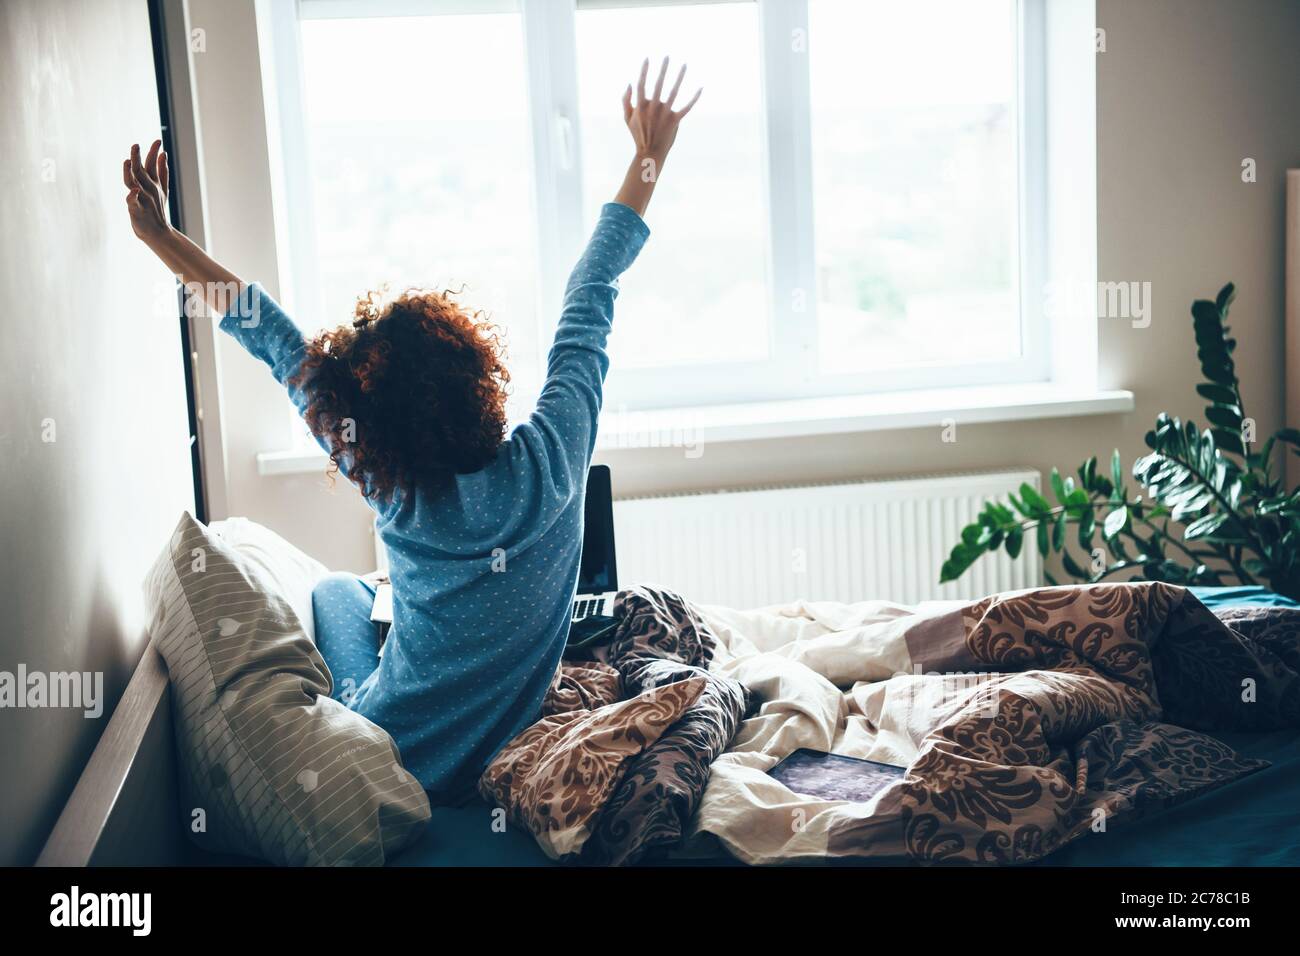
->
<box><xmin>652</xmin><ymin>56</ymin><xmax>669</xmax><ymax>101</ymax></box>
<box><xmin>129</xmin><ymin>143</ymin><xmax>151</xmax><ymax>192</ymax></box>
<box><xmin>675</xmin><ymin>86</ymin><xmax>703</xmax><ymax>117</ymax></box>
<box><xmin>635</xmin><ymin>57</ymin><xmax>649</xmax><ymax>107</ymax></box>
<box><xmin>129</xmin><ymin>143</ymin><xmax>148</xmax><ymax>191</ymax></box>
<box><xmin>665</xmin><ymin>63</ymin><xmax>687</xmax><ymax>109</ymax></box>
<box><xmin>144</xmin><ymin>139</ymin><xmax>162</xmax><ymax>182</ymax></box>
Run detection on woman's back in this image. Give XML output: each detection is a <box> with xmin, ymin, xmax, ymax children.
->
<box><xmin>309</xmin><ymin>202</ymin><xmax>650</xmax><ymax>796</ymax></box>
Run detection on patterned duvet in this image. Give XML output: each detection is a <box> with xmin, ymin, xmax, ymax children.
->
<box><xmin>478</xmin><ymin>582</ymin><xmax>1300</xmax><ymax>865</ymax></box>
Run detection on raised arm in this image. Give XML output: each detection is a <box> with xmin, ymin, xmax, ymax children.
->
<box><xmin>123</xmin><ymin>140</ymin><xmax>312</xmax><ymax>421</ymax></box>
<box><xmin>521</xmin><ymin>59</ymin><xmax>700</xmax><ymax>489</ymax></box>
<box><xmin>123</xmin><ymin>141</ymin><xmax>246</xmax><ymax>317</ymax></box>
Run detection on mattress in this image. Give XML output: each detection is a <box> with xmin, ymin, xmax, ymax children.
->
<box><xmin>389</xmin><ymin>801</ymin><xmax>557</xmax><ymax>867</ymax></box>
<box><xmin>390</xmin><ymin>586</ymin><xmax>1300</xmax><ymax>867</ymax></box>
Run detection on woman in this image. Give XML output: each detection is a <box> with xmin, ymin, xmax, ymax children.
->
<box><xmin>124</xmin><ymin>58</ymin><xmax>700</xmax><ymax>800</ymax></box>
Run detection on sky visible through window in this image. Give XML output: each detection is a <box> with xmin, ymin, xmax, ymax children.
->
<box><xmin>577</xmin><ymin>2</ymin><xmax>769</xmax><ymax>372</ymax></box>
<box><xmin>809</xmin><ymin>0</ymin><xmax>1020</xmax><ymax>374</ymax></box>
<box><xmin>300</xmin><ymin>12</ymin><xmax>542</xmax><ymax>416</ymax></box>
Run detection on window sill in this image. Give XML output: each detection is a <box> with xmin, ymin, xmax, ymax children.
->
<box><xmin>256</xmin><ymin>447</ymin><xmax>331</xmax><ymax>477</ymax></box>
<box><xmin>255</xmin><ymin>384</ymin><xmax>1134</xmax><ymax>475</ymax></box>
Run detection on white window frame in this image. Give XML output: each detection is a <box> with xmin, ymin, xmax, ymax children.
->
<box><xmin>268</xmin><ymin>0</ymin><xmax>1061</xmax><ymax>418</ymax></box>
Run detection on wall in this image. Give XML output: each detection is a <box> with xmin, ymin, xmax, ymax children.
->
<box><xmin>186</xmin><ymin>0</ymin><xmax>376</xmax><ymax>571</ymax></box>
<box><xmin>0</xmin><ymin>0</ymin><xmax>196</xmax><ymax>864</ymax></box>
<box><xmin>193</xmin><ymin>0</ymin><xmax>1300</xmax><ymax>574</ymax></box>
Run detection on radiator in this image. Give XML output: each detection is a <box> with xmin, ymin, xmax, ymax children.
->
<box><xmin>612</xmin><ymin>471</ymin><xmax>1044</xmax><ymax>609</ymax></box>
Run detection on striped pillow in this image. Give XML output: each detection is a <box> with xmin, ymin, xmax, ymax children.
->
<box><xmin>143</xmin><ymin>512</ymin><xmax>430</xmax><ymax>866</ymax></box>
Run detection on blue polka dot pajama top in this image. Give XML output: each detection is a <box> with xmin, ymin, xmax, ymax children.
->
<box><xmin>218</xmin><ymin>202</ymin><xmax>650</xmax><ymax>799</ymax></box>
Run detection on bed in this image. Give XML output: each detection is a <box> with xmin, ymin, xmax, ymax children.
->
<box><xmin>391</xmin><ymin>585</ymin><xmax>1300</xmax><ymax>867</ymax></box>
<box><xmin>387</xmin><ymin>724</ymin><xmax>1300</xmax><ymax>868</ymax></box>
<box><xmin>1041</xmin><ymin>586</ymin><xmax>1300</xmax><ymax>867</ymax></box>
<box><xmin>38</xmin><ymin>533</ymin><xmax>1300</xmax><ymax>868</ymax></box>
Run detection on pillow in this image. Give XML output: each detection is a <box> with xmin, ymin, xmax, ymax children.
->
<box><xmin>479</xmin><ymin>676</ymin><xmax>706</xmax><ymax>860</ymax></box>
<box><xmin>143</xmin><ymin>512</ymin><xmax>430</xmax><ymax>866</ymax></box>
<box><xmin>208</xmin><ymin>517</ymin><xmax>330</xmax><ymax>641</ymax></box>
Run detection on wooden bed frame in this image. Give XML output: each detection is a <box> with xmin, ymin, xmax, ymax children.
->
<box><xmin>35</xmin><ymin>644</ymin><xmax>189</xmax><ymax>866</ymax></box>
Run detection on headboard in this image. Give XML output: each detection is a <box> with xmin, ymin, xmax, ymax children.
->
<box><xmin>35</xmin><ymin>645</ymin><xmax>186</xmax><ymax>867</ymax></box>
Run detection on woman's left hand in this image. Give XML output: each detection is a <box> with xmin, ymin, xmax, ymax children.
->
<box><xmin>622</xmin><ymin>57</ymin><xmax>701</xmax><ymax>164</ymax></box>
<box><xmin>614</xmin><ymin>57</ymin><xmax>701</xmax><ymax>215</ymax></box>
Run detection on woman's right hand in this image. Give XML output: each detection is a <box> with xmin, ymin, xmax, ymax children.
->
<box><xmin>122</xmin><ymin>140</ymin><xmax>172</xmax><ymax>248</ymax></box>
<box><xmin>119</xmin><ymin>138</ymin><xmax>246</xmax><ymax>314</ymax></box>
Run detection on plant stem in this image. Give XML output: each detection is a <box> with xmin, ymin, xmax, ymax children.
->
<box><xmin>1006</xmin><ymin>495</ymin><xmax>1252</xmax><ymax>585</ymax></box>
<box><xmin>1129</xmin><ymin>514</ymin><xmax>1218</xmax><ymax>567</ymax></box>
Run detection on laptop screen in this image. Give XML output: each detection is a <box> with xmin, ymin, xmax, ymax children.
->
<box><xmin>577</xmin><ymin>464</ymin><xmax>617</xmax><ymax>594</ymax></box>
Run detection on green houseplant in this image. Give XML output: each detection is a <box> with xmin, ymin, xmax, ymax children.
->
<box><xmin>940</xmin><ymin>283</ymin><xmax>1300</xmax><ymax>601</ymax></box>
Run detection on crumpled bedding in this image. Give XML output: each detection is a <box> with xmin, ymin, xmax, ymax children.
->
<box><xmin>478</xmin><ymin>586</ymin><xmax>748</xmax><ymax>865</ymax></box>
<box><xmin>479</xmin><ymin>581</ymin><xmax>1300</xmax><ymax>866</ymax></box>
<box><xmin>687</xmin><ymin>582</ymin><xmax>1300</xmax><ymax>864</ymax></box>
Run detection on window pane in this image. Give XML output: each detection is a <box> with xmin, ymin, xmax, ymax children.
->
<box><xmin>298</xmin><ymin>11</ymin><xmax>542</xmax><ymax>414</ymax></box>
<box><xmin>808</xmin><ymin>0</ymin><xmax>1020</xmax><ymax>376</ymax></box>
<box><xmin>576</xmin><ymin>1</ymin><xmax>769</xmax><ymax>371</ymax></box>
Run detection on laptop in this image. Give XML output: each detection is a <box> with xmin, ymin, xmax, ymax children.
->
<box><xmin>572</xmin><ymin>464</ymin><xmax>618</xmax><ymax>622</ymax></box>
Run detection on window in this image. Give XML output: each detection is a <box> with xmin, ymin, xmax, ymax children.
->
<box><xmin>275</xmin><ymin>0</ymin><xmax>1049</xmax><ymax>419</ymax></box>
<box><xmin>294</xmin><ymin>6</ymin><xmax>543</xmax><ymax>418</ymax></box>
<box><xmin>807</xmin><ymin>0</ymin><xmax>1021</xmax><ymax>376</ymax></box>
<box><xmin>576</xmin><ymin>2</ymin><xmax>769</xmax><ymax>373</ymax></box>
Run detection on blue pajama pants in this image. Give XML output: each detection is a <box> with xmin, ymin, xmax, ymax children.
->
<box><xmin>310</xmin><ymin>572</ymin><xmax>382</xmax><ymax>706</ymax></box>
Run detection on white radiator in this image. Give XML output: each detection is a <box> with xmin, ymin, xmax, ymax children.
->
<box><xmin>612</xmin><ymin>471</ymin><xmax>1044</xmax><ymax>609</ymax></box>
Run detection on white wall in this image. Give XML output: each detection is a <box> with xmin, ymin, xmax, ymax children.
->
<box><xmin>0</xmin><ymin>0</ymin><xmax>196</xmax><ymax>864</ymax></box>
<box><xmin>190</xmin><ymin>0</ymin><xmax>1300</xmax><ymax>574</ymax></box>
<box><xmin>188</xmin><ymin>0</ymin><xmax>376</xmax><ymax>571</ymax></box>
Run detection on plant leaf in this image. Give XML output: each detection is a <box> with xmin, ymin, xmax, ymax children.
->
<box><xmin>1061</xmin><ymin>549</ymin><xmax>1088</xmax><ymax>580</ymax></box>
<box><xmin>1103</xmin><ymin>506</ymin><xmax>1130</xmax><ymax>540</ymax></box>
<box><xmin>1205</xmin><ymin>405</ymin><xmax>1243</xmax><ymax>430</ymax></box>
<box><xmin>1050</xmin><ymin>468</ymin><xmax>1067</xmax><ymax>504</ymax></box>
<box><xmin>1215</xmin><ymin>282</ymin><xmax>1236</xmax><ymax>312</ymax></box>
<box><xmin>1197</xmin><ymin>383</ymin><xmax>1237</xmax><ymax>404</ymax></box>
<box><xmin>1020</xmin><ymin>483</ymin><xmax>1051</xmax><ymax>517</ymax></box>
<box><xmin>1005</xmin><ymin>526</ymin><xmax>1024</xmax><ymax>560</ymax></box>
<box><xmin>1184</xmin><ymin>511</ymin><xmax>1229</xmax><ymax>540</ymax></box>
<box><xmin>1077</xmin><ymin>507</ymin><xmax>1095</xmax><ymax>549</ymax></box>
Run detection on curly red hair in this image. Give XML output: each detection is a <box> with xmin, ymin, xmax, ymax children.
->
<box><xmin>291</xmin><ymin>288</ymin><xmax>510</xmax><ymax>501</ymax></box>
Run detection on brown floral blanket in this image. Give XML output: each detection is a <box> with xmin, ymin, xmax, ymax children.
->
<box><xmin>690</xmin><ymin>582</ymin><xmax>1300</xmax><ymax>864</ymax></box>
<box><xmin>481</xmin><ymin>582</ymin><xmax>1300</xmax><ymax>865</ymax></box>
<box><xmin>478</xmin><ymin>586</ymin><xmax>749</xmax><ymax>864</ymax></box>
